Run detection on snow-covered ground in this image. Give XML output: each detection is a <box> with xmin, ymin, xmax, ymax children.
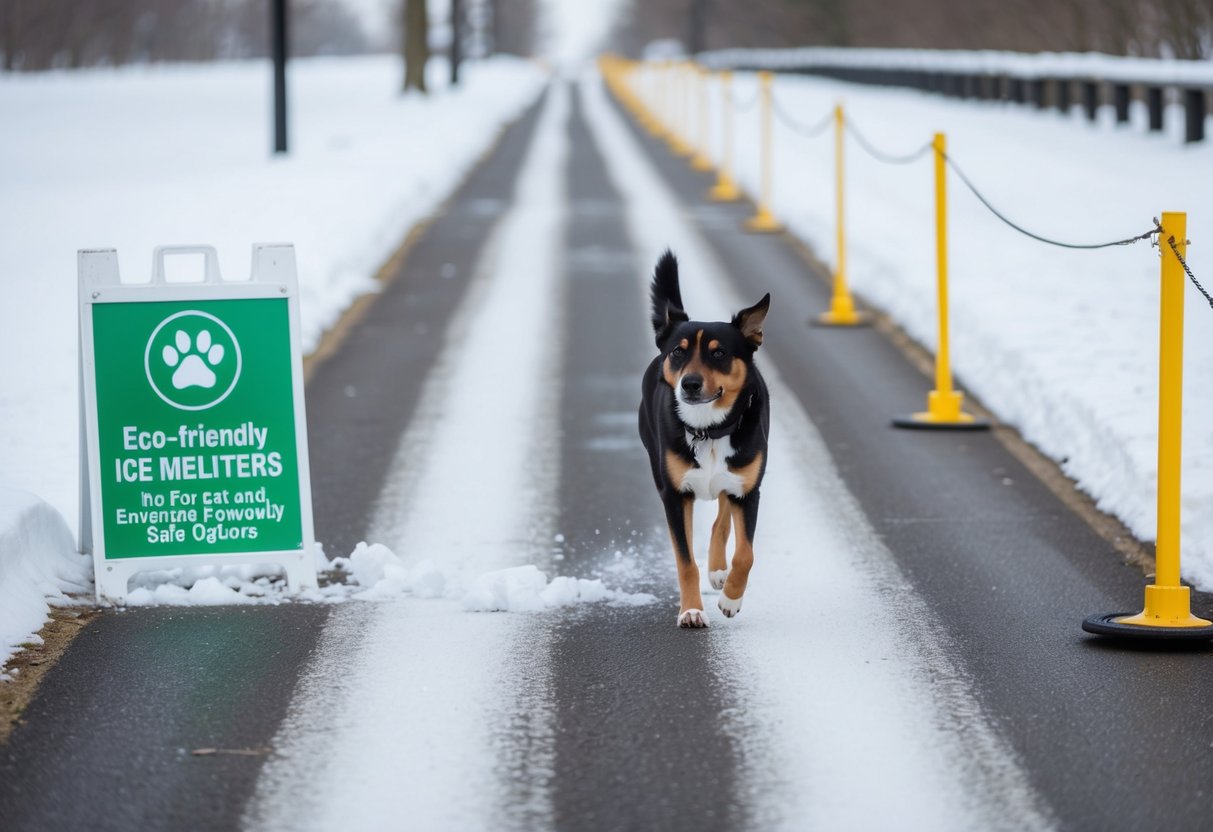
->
<box><xmin>629</xmin><ymin>64</ymin><xmax>1213</xmax><ymax>586</ymax></box>
<box><xmin>0</xmin><ymin>54</ymin><xmax>547</xmax><ymax>665</ymax></box>
<box><xmin>700</xmin><ymin>46</ymin><xmax>1213</xmax><ymax>85</ymax></box>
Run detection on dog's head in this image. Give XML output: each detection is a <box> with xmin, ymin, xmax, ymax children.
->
<box><xmin>649</xmin><ymin>251</ymin><xmax>770</xmax><ymax>430</ymax></box>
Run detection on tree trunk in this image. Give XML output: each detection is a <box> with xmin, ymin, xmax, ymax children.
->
<box><xmin>450</xmin><ymin>0</ymin><xmax>462</xmax><ymax>86</ymax></box>
<box><xmin>402</xmin><ymin>0</ymin><xmax>428</xmax><ymax>93</ymax></box>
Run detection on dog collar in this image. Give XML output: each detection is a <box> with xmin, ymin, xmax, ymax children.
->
<box><xmin>684</xmin><ymin>394</ymin><xmax>753</xmax><ymax>443</ymax></box>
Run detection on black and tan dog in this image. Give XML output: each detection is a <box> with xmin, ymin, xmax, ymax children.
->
<box><xmin>639</xmin><ymin>251</ymin><xmax>770</xmax><ymax>628</ymax></box>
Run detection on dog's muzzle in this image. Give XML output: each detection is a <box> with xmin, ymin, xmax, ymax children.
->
<box><xmin>679</xmin><ymin>374</ymin><xmax>722</xmax><ymax>404</ymax></box>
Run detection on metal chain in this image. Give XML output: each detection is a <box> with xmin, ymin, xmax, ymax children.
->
<box><xmin>769</xmin><ymin>94</ymin><xmax>833</xmax><ymax>137</ymax></box>
<box><xmin>844</xmin><ymin>121</ymin><xmax>933</xmax><ymax>165</ymax></box>
<box><xmin>943</xmin><ymin>152</ymin><xmax>1157</xmax><ymax>250</ymax></box>
<box><xmin>1161</xmin><ymin>229</ymin><xmax>1213</xmax><ymax>311</ymax></box>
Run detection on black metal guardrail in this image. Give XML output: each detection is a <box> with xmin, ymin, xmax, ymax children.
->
<box><xmin>701</xmin><ymin>49</ymin><xmax>1211</xmax><ymax>144</ymax></box>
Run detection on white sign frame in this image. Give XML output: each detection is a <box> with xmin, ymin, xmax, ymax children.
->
<box><xmin>78</xmin><ymin>244</ymin><xmax>319</xmax><ymax>603</ymax></box>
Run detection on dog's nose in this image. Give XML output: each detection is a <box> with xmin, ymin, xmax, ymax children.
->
<box><xmin>681</xmin><ymin>375</ymin><xmax>703</xmax><ymax>397</ymax></box>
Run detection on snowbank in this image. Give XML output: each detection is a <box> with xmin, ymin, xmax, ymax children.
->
<box><xmin>118</xmin><ymin>540</ymin><xmax>655</xmax><ymax>611</ymax></box>
<box><xmin>0</xmin><ymin>488</ymin><xmax>91</xmax><ymax>673</ymax></box>
<box><xmin>0</xmin><ymin>54</ymin><xmax>547</xmax><ymax>664</ymax></box>
<box><xmin>701</xmin><ymin>46</ymin><xmax>1213</xmax><ymax>86</ymax></box>
<box><xmin>0</xmin><ymin>54</ymin><xmax>547</xmax><ymax>536</ymax></box>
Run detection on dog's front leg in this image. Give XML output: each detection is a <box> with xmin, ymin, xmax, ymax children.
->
<box><xmin>663</xmin><ymin>492</ymin><xmax>706</xmax><ymax>628</ymax></box>
<box><xmin>719</xmin><ymin>490</ymin><xmax>759</xmax><ymax>618</ymax></box>
<box><xmin>707</xmin><ymin>494</ymin><xmax>731</xmax><ymax>590</ymax></box>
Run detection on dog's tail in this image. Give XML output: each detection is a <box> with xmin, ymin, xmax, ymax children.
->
<box><xmin>649</xmin><ymin>250</ymin><xmax>688</xmax><ymax>345</ymax></box>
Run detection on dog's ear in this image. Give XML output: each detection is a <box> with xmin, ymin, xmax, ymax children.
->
<box><xmin>650</xmin><ymin>250</ymin><xmax>688</xmax><ymax>347</ymax></box>
<box><xmin>732</xmin><ymin>293</ymin><xmax>770</xmax><ymax>348</ymax></box>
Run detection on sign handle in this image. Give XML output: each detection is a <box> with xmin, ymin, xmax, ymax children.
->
<box><xmin>152</xmin><ymin>245</ymin><xmax>224</xmax><ymax>284</ymax></box>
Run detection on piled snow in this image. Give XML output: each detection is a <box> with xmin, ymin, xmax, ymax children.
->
<box><xmin>0</xmin><ymin>54</ymin><xmax>546</xmax><ymax>537</ymax></box>
<box><xmin>0</xmin><ymin>54</ymin><xmax>546</xmax><ymax>661</ymax></box>
<box><xmin>0</xmin><ymin>488</ymin><xmax>92</xmax><ymax>673</ymax></box>
<box><xmin>114</xmin><ymin>538</ymin><xmax>653</xmax><ymax>611</ymax></box>
<box><xmin>630</xmin><ymin>66</ymin><xmax>1213</xmax><ymax>586</ymax></box>
<box><xmin>701</xmin><ymin>46</ymin><xmax>1213</xmax><ymax>86</ymax></box>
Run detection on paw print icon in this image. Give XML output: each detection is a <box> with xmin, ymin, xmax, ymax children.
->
<box><xmin>145</xmin><ymin>311</ymin><xmax>242</xmax><ymax>411</ymax></box>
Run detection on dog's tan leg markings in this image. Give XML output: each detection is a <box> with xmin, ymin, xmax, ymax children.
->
<box><xmin>664</xmin><ymin>449</ymin><xmax>692</xmax><ymax>492</ymax></box>
<box><xmin>670</xmin><ymin>498</ymin><xmax>707</xmax><ymax>628</ymax></box>
<box><xmin>728</xmin><ymin>451</ymin><xmax>764</xmax><ymax>496</ymax></box>
<box><xmin>719</xmin><ymin>502</ymin><xmax>754</xmax><ymax>618</ymax></box>
<box><xmin>708</xmin><ymin>494</ymin><xmax>731</xmax><ymax>591</ymax></box>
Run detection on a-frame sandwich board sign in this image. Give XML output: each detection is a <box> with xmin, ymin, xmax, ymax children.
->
<box><xmin>78</xmin><ymin>244</ymin><xmax>318</xmax><ymax>602</ymax></box>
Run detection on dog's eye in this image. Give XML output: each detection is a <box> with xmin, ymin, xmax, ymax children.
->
<box><xmin>712</xmin><ymin>349</ymin><xmax>726</xmax><ymax>360</ymax></box>
<box><xmin>671</xmin><ymin>347</ymin><xmax>685</xmax><ymax>358</ymax></box>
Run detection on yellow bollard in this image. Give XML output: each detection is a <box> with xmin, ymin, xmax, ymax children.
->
<box><xmin>689</xmin><ymin>65</ymin><xmax>714</xmax><ymax>171</ymax></box>
<box><xmin>892</xmin><ymin>133</ymin><xmax>987</xmax><ymax>430</ymax></box>
<box><xmin>1084</xmin><ymin>212</ymin><xmax>1213</xmax><ymax>640</ymax></box>
<box><xmin>816</xmin><ymin>103</ymin><xmax>869</xmax><ymax>327</ymax></box>
<box><xmin>708</xmin><ymin>71</ymin><xmax>741</xmax><ymax>201</ymax></box>
<box><xmin>744</xmin><ymin>71</ymin><xmax>782</xmax><ymax>233</ymax></box>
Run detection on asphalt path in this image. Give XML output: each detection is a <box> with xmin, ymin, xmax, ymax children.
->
<box><xmin>541</xmin><ymin>86</ymin><xmax>747</xmax><ymax>831</ymax></box>
<box><xmin>607</xmin><ymin>85</ymin><xmax>1213</xmax><ymax>831</ymax></box>
<box><xmin>0</xmin><ymin>96</ymin><xmax>547</xmax><ymax>832</ymax></box>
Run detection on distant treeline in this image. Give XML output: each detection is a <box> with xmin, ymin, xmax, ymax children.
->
<box><xmin>1</xmin><ymin>0</ymin><xmax>370</xmax><ymax>71</ymax></box>
<box><xmin>1</xmin><ymin>0</ymin><xmax>539</xmax><ymax>73</ymax></box>
<box><xmin>618</xmin><ymin>0</ymin><xmax>1213</xmax><ymax>60</ymax></box>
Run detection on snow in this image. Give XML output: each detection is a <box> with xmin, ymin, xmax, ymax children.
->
<box><xmin>244</xmin><ymin>79</ymin><xmax>580</xmax><ymax>830</ymax></box>
<box><xmin>0</xmin><ymin>53</ymin><xmax>546</xmax><ymax>658</ymax></box>
<box><xmin>0</xmin><ymin>488</ymin><xmax>92</xmax><ymax>672</ymax></box>
<box><xmin>0</xmin><ymin>33</ymin><xmax>1207</xmax><ymax>826</ymax></box>
<box><xmin>701</xmin><ymin>46</ymin><xmax>1213</xmax><ymax>86</ymax></box>
<box><xmin>629</xmin><ymin>63</ymin><xmax>1213</xmax><ymax>587</ymax></box>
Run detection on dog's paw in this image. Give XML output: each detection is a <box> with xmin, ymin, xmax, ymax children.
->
<box><xmin>708</xmin><ymin>570</ymin><xmax>728</xmax><ymax>591</ymax></box>
<box><xmin>677</xmin><ymin>609</ymin><xmax>709</xmax><ymax>628</ymax></box>
<box><xmin>717</xmin><ymin>593</ymin><xmax>743</xmax><ymax>618</ymax></box>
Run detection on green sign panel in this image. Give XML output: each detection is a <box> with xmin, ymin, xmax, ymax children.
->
<box><xmin>92</xmin><ymin>297</ymin><xmax>303</xmax><ymax>558</ymax></box>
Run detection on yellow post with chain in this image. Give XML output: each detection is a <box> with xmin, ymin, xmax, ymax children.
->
<box><xmin>708</xmin><ymin>71</ymin><xmax>741</xmax><ymax>201</ymax></box>
<box><xmin>816</xmin><ymin>103</ymin><xmax>868</xmax><ymax>326</ymax></box>
<box><xmin>690</xmin><ymin>65</ymin><xmax>714</xmax><ymax>171</ymax></box>
<box><xmin>893</xmin><ymin>133</ymin><xmax>987</xmax><ymax>430</ymax></box>
<box><xmin>744</xmin><ymin>71</ymin><xmax>782</xmax><ymax>233</ymax></box>
<box><xmin>1084</xmin><ymin>212</ymin><xmax>1213</xmax><ymax>640</ymax></box>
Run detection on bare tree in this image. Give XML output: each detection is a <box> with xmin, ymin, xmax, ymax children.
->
<box><xmin>1</xmin><ymin>0</ymin><xmax>368</xmax><ymax>72</ymax></box>
<box><xmin>612</xmin><ymin>0</ymin><xmax>1212</xmax><ymax>59</ymax></box>
<box><xmin>489</xmin><ymin>0</ymin><xmax>536</xmax><ymax>56</ymax></box>
<box><xmin>402</xmin><ymin>0</ymin><xmax>429</xmax><ymax>92</ymax></box>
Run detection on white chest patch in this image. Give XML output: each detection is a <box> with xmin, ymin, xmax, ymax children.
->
<box><xmin>679</xmin><ymin>434</ymin><xmax>746</xmax><ymax>500</ymax></box>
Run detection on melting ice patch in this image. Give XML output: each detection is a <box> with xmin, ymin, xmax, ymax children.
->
<box><xmin>120</xmin><ymin>540</ymin><xmax>655</xmax><ymax>612</ymax></box>
<box><xmin>462</xmin><ymin>564</ymin><xmax>656</xmax><ymax>611</ymax></box>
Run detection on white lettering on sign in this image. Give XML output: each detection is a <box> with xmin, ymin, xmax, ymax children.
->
<box><xmin>121</xmin><ymin>421</ymin><xmax>270</xmax><ymax>451</ymax></box>
<box><xmin>158</xmin><ymin>452</ymin><xmax>283</xmax><ymax>481</ymax></box>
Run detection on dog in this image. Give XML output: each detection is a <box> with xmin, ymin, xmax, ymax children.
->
<box><xmin>638</xmin><ymin>251</ymin><xmax>770</xmax><ymax>628</ymax></box>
